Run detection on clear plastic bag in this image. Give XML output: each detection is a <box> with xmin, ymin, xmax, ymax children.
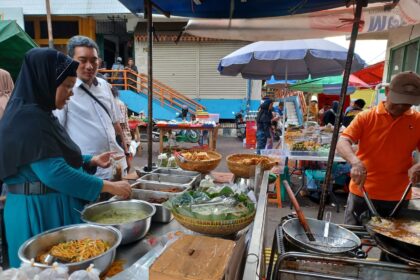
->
<box><xmin>19</xmin><ymin>259</ymin><xmax>42</xmax><ymax>279</ymax></box>
<box><xmin>36</xmin><ymin>262</ymin><xmax>68</xmax><ymax>280</ymax></box>
<box><xmin>167</xmin><ymin>156</ymin><xmax>177</xmax><ymax>168</ymax></box>
<box><xmin>110</xmin><ymin>231</ymin><xmax>182</xmax><ymax>280</ymax></box>
<box><xmin>157</xmin><ymin>153</ymin><xmax>168</xmax><ymax>167</ymax></box>
<box><xmin>68</xmin><ymin>264</ymin><xmax>100</xmax><ymax>280</ymax></box>
<box><xmin>0</xmin><ymin>268</ymin><xmax>29</xmax><ymax>280</ymax></box>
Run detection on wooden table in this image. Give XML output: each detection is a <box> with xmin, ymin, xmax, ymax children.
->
<box><xmin>158</xmin><ymin>125</ymin><xmax>220</xmax><ymax>153</ymax></box>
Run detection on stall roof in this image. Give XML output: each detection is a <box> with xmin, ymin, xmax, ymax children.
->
<box><xmin>0</xmin><ymin>21</ymin><xmax>37</xmax><ymax>80</ymax></box>
<box><xmin>119</xmin><ymin>0</ymin><xmax>388</xmax><ymax>18</ymax></box>
<box><xmin>352</xmin><ymin>61</ymin><xmax>384</xmax><ymax>87</ymax></box>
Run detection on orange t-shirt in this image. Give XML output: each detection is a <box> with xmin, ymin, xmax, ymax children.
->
<box><xmin>342</xmin><ymin>102</ymin><xmax>420</xmax><ymax>201</ymax></box>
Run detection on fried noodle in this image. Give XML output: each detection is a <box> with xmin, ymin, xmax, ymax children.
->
<box><xmin>47</xmin><ymin>238</ymin><xmax>109</xmax><ymax>263</ymax></box>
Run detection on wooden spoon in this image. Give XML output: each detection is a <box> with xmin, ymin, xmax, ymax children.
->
<box><xmin>283</xmin><ymin>180</ymin><xmax>315</xmax><ymax>241</ymax></box>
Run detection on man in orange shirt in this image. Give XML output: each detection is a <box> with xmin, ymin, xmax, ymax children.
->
<box><xmin>337</xmin><ymin>71</ymin><xmax>420</xmax><ymax>225</ymax></box>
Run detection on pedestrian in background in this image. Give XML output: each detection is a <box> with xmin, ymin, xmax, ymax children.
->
<box><xmin>0</xmin><ymin>69</ymin><xmax>14</xmax><ymax>120</ymax></box>
<box><xmin>125</xmin><ymin>57</ymin><xmax>138</xmax><ymax>92</ymax></box>
<box><xmin>256</xmin><ymin>98</ymin><xmax>273</xmax><ymax>154</ymax></box>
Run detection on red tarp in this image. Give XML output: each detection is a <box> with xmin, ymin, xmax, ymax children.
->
<box><xmin>352</xmin><ymin>61</ymin><xmax>384</xmax><ymax>88</ymax></box>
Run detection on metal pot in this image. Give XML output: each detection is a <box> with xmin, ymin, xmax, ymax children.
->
<box><xmin>282</xmin><ymin>218</ymin><xmax>361</xmax><ymax>255</ymax></box>
<box><xmin>81</xmin><ymin>199</ymin><xmax>156</xmax><ymax>245</ymax></box>
<box><xmin>18</xmin><ymin>224</ymin><xmax>121</xmax><ymax>274</ymax></box>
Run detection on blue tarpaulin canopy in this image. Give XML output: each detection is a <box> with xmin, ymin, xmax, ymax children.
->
<box><xmin>119</xmin><ymin>0</ymin><xmax>363</xmax><ymax>18</ymax></box>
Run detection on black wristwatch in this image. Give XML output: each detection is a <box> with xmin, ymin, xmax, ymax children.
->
<box><xmin>125</xmin><ymin>152</ymin><xmax>130</xmax><ymax>156</ymax></box>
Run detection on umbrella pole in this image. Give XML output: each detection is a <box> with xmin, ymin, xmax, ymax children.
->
<box><xmin>317</xmin><ymin>0</ymin><xmax>367</xmax><ymax>220</ymax></box>
<box><xmin>146</xmin><ymin>0</ymin><xmax>153</xmax><ymax>171</ymax></box>
<box><xmin>281</xmin><ymin>63</ymin><xmax>288</xmax><ymax>151</ymax></box>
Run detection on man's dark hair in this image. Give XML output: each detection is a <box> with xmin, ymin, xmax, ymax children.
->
<box><xmin>354</xmin><ymin>99</ymin><xmax>366</xmax><ymax>109</ymax></box>
<box><xmin>67</xmin><ymin>35</ymin><xmax>99</xmax><ymax>58</ymax></box>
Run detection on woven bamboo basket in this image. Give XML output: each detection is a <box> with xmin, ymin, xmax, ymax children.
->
<box><xmin>172</xmin><ymin>210</ymin><xmax>256</xmax><ymax>236</ymax></box>
<box><xmin>226</xmin><ymin>154</ymin><xmax>277</xmax><ymax>178</ymax></box>
<box><xmin>175</xmin><ymin>149</ymin><xmax>222</xmax><ymax>173</ymax></box>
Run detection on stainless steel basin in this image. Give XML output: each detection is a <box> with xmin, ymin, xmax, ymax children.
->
<box><xmin>151</xmin><ymin>168</ymin><xmax>201</xmax><ymax>186</ymax></box>
<box><xmin>81</xmin><ymin>200</ymin><xmax>155</xmax><ymax>245</ymax></box>
<box><xmin>131</xmin><ymin>189</ymin><xmax>174</xmax><ymax>223</ymax></box>
<box><xmin>131</xmin><ymin>181</ymin><xmax>189</xmax><ymax>194</ymax></box>
<box><xmin>139</xmin><ymin>173</ymin><xmax>194</xmax><ymax>186</ymax></box>
<box><xmin>18</xmin><ymin>224</ymin><xmax>121</xmax><ymax>274</ymax></box>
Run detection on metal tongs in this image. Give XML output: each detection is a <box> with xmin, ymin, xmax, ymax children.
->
<box><xmin>389</xmin><ymin>182</ymin><xmax>413</xmax><ymax>217</ymax></box>
<box><xmin>358</xmin><ymin>176</ymin><xmax>382</xmax><ymax>222</ymax></box>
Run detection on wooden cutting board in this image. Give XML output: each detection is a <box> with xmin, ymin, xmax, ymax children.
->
<box><xmin>150</xmin><ymin>235</ymin><xmax>235</xmax><ymax>280</ymax></box>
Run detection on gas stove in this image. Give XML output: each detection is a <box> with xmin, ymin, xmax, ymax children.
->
<box><xmin>267</xmin><ymin>218</ymin><xmax>420</xmax><ymax>280</ymax></box>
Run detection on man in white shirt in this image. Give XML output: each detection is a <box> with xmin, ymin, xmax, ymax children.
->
<box><xmin>55</xmin><ymin>36</ymin><xmax>128</xmax><ymax>179</ymax></box>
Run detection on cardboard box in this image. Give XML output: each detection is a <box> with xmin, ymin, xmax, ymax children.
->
<box><xmin>150</xmin><ymin>235</ymin><xmax>235</xmax><ymax>280</ymax></box>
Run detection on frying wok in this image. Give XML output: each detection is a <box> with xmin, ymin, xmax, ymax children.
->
<box><xmin>283</xmin><ymin>218</ymin><xmax>361</xmax><ymax>255</ymax></box>
<box><xmin>365</xmin><ymin>208</ymin><xmax>420</xmax><ymax>264</ymax></box>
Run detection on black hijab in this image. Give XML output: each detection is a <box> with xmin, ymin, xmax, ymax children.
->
<box><xmin>0</xmin><ymin>48</ymin><xmax>82</xmax><ymax>180</ymax></box>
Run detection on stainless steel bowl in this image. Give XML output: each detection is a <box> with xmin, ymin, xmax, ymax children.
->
<box><xmin>18</xmin><ymin>224</ymin><xmax>121</xmax><ymax>274</ymax></box>
<box><xmin>81</xmin><ymin>199</ymin><xmax>156</xmax><ymax>245</ymax></box>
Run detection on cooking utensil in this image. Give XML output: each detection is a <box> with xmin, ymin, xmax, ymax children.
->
<box><xmin>18</xmin><ymin>224</ymin><xmax>121</xmax><ymax>274</ymax></box>
<box><xmin>365</xmin><ymin>208</ymin><xmax>420</xmax><ymax>264</ymax></box>
<box><xmin>323</xmin><ymin>211</ymin><xmax>332</xmax><ymax>239</ymax></box>
<box><xmin>81</xmin><ymin>199</ymin><xmax>155</xmax><ymax>244</ymax></box>
<box><xmin>282</xmin><ymin>218</ymin><xmax>361</xmax><ymax>254</ymax></box>
<box><xmin>283</xmin><ymin>180</ymin><xmax>315</xmax><ymax>241</ymax></box>
<box><xmin>358</xmin><ymin>176</ymin><xmax>382</xmax><ymax>221</ymax></box>
<box><xmin>389</xmin><ymin>182</ymin><xmax>412</xmax><ymax>217</ymax></box>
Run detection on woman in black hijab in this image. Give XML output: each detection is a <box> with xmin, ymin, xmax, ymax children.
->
<box><xmin>0</xmin><ymin>48</ymin><xmax>131</xmax><ymax>267</ymax></box>
<box><xmin>256</xmin><ymin>98</ymin><xmax>274</xmax><ymax>154</ymax></box>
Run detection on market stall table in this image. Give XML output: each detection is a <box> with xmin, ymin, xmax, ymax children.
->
<box><xmin>158</xmin><ymin>124</ymin><xmax>220</xmax><ymax>153</ymax></box>
<box><xmin>286</xmin><ymin>152</ymin><xmax>347</xmax><ymax>212</ymax></box>
<box><xmin>110</xmin><ymin>170</ymin><xmax>269</xmax><ymax>280</ymax></box>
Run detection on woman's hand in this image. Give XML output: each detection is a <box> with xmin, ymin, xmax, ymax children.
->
<box><xmin>102</xmin><ymin>180</ymin><xmax>131</xmax><ymax>199</ymax></box>
<box><xmin>91</xmin><ymin>151</ymin><xmax>116</xmax><ymax>168</ymax></box>
<box><xmin>408</xmin><ymin>163</ymin><xmax>420</xmax><ymax>184</ymax></box>
<box><xmin>350</xmin><ymin>159</ymin><xmax>367</xmax><ymax>186</ymax></box>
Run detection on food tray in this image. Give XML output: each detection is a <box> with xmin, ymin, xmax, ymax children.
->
<box><xmin>138</xmin><ymin>173</ymin><xmax>195</xmax><ymax>186</ymax></box>
<box><xmin>131</xmin><ymin>180</ymin><xmax>190</xmax><ymax>194</ymax></box>
<box><xmin>151</xmin><ymin>168</ymin><xmax>201</xmax><ymax>186</ymax></box>
<box><xmin>130</xmin><ymin>189</ymin><xmax>174</xmax><ymax>223</ymax></box>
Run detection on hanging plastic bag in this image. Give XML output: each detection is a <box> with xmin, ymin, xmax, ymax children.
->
<box><xmin>19</xmin><ymin>259</ymin><xmax>41</xmax><ymax>279</ymax></box>
<box><xmin>167</xmin><ymin>156</ymin><xmax>177</xmax><ymax>168</ymax></box>
<box><xmin>68</xmin><ymin>264</ymin><xmax>100</xmax><ymax>280</ymax></box>
<box><xmin>36</xmin><ymin>262</ymin><xmax>68</xmax><ymax>280</ymax></box>
<box><xmin>157</xmin><ymin>153</ymin><xmax>168</xmax><ymax>167</ymax></box>
<box><xmin>0</xmin><ymin>268</ymin><xmax>29</xmax><ymax>280</ymax></box>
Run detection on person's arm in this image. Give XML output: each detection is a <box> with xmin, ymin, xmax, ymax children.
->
<box><xmin>30</xmin><ymin>157</ymin><xmax>131</xmax><ymax>200</ymax></box>
<box><xmin>408</xmin><ymin>162</ymin><xmax>420</xmax><ymax>184</ymax></box>
<box><xmin>337</xmin><ymin>111</ymin><xmax>367</xmax><ymax>185</ymax></box>
<box><xmin>114</xmin><ymin>122</ymin><xmax>128</xmax><ymax>154</ymax></box>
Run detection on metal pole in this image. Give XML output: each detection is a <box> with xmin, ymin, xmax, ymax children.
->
<box><xmin>317</xmin><ymin>0</ymin><xmax>367</xmax><ymax>220</ymax></box>
<box><xmin>45</xmin><ymin>0</ymin><xmax>54</xmax><ymax>48</ymax></box>
<box><xmin>146</xmin><ymin>0</ymin><xmax>153</xmax><ymax>171</ymax></box>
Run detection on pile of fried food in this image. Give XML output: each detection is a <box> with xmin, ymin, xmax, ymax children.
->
<box><xmin>181</xmin><ymin>151</ymin><xmax>211</xmax><ymax>161</ymax></box>
<box><xmin>36</xmin><ymin>238</ymin><xmax>110</xmax><ymax>264</ymax></box>
<box><xmin>370</xmin><ymin>217</ymin><xmax>420</xmax><ymax>246</ymax></box>
<box><xmin>237</xmin><ymin>156</ymin><xmax>272</xmax><ymax>166</ymax></box>
<box><xmin>291</xmin><ymin>140</ymin><xmax>320</xmax><ymax>151</ymax></box>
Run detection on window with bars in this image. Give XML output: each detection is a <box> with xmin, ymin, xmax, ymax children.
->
<box><xmin>388</xmin><ymin>38</ymin><xmax>420</xmax><ymax>81</ymax></box>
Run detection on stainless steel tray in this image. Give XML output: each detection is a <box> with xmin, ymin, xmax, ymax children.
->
<box><xmin>138</xmin><ymin>173</ymin><xmax>195</xmax><ymax>186</ymax></box>
<box><xmin>151</xmin><ymin>168</ymin><xmax>201</xmax><ymax>186</ymax></box>
<box><xmin>131</xmin><ymin>189</ymin><xmax>174</xmax><ymax>223</ymax></box>
<box><xmin>131</xmin><ymin>180</ymin><xmax>190</xmax><ymax>194</ymax></box>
